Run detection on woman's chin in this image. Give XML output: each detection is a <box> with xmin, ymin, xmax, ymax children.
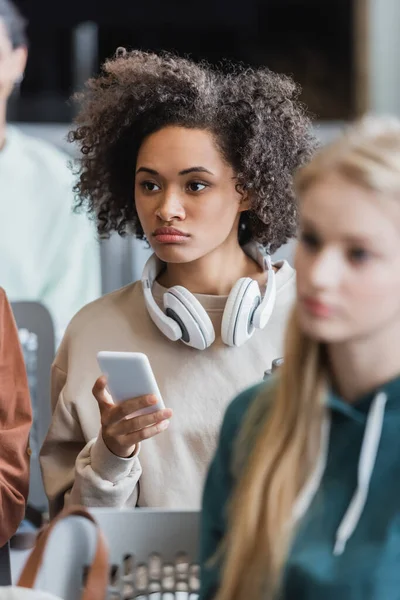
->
<box><xmin>298</xmin><ymin>312</ymin><xmax>349</xmax><ymax>344</ymax></box>
<box><xmin>152</xmin><ymin>243</ymin><xmax>199</xmax><ymax>264</ymax></box>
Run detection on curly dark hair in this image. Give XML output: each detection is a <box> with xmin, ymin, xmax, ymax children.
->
<box><xmin>70</xmin><ymin>49</ymin><xmax>316</xmax><ymax>253</ymax></box>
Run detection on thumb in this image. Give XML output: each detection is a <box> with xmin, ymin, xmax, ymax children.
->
<box><xmin>92</xmin><ymin>376</ymin><xmax>114</xmax><ymax>416</ymax></box>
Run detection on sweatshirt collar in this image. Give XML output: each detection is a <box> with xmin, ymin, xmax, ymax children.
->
<box><xmin>328</xmin><ymin>373</ymin><xmax>400</xmax><ymax>421</ymax></box>
<box><xmin>152</xmin><ymin>259</ymin><xmax>294</xmax><ymax>313</ymax></box>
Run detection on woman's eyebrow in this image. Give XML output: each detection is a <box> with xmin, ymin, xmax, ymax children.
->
<box><xmin>178</xmin><ymin>166</ymin><xmax>214</xmax><ymax>176</ymax></box>
<box><xmin>136</xmin><ymin>166</ymin><xmax>159</xmax><ymax>175</ymax></box>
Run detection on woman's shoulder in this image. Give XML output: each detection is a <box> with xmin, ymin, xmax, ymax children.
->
<box><xmin>53</xmin><ymin>280</ymin><xmax>146</xmax><ymax>372</ymax></box>
<box><xmin>62</xmin><ymin>281</ymin><xmax>144</xmax><ymax>339</ymax></box>
<box><xmin>222</xmin><ymin>383</ymin><xmax>264</xmax><ymax>434</ymax></box>
<box><xmin>275</xmin><ymin>260</ymin><xmax>296</xmax><ymax>294</ymax></box>
<box><xmin>7</xmin><ymin>127</ymin><xmax>69</xmax><ymax>165</ymax></box>
<box><xmin>220</xmin><ymin>377</ymin><xmax>277</xmax><ymax>454</ymax></box>
<box><xmin>0</xmin><ymin>288</ymin><xmax>21</xmax><ymax>352</ymax></box>
<box><xmin>0</xmin><ymin>287</ymin><xmax>13</xmax><ymax>319</ymax></box>
<box><xmin>0</xmin><ymin>287</ymin><xmax>7</xmax><ymax>305</ymax></box>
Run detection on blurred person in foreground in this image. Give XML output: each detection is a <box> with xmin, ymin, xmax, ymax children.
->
<box><xmin>0</xmin><ymin>0</ymin><xmax>101</xmax><ymax>340</ymax></box>
<box><xmin>200</xmin><ymin>116</ymin><xmax>400</xmax><ymax>600</ymax></box>
<box><xmin>0</xmin><ymin>288</ymin><xmax>31</xmax><ymax>545</ymax></box>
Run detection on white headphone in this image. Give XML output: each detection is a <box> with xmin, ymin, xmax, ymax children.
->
<box><xmin>141</xmin><ymin>243</ymin><xmax>276</xmax><ymax>350</ymax></box>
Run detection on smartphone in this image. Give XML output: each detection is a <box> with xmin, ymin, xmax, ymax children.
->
<box><xmin>97</xmin><ymin>351</ymin><xmax>165</xmax><ymax>417</ymax></box>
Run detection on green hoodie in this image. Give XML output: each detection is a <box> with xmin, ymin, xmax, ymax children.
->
<box><xmin>200</xmin><ymin>374</ymin><xmax>400</xmax><ymax>599</ymax></box>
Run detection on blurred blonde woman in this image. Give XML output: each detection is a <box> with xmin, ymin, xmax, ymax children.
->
<box><xmin>200</xmin><ymin>116</ymin><xmax>400</xmax><ymax>600</ymax></box>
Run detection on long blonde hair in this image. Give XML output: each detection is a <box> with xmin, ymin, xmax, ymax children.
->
<box><xmin>215</xmin><ymin>116</ymin><xmax>400</xmax><ymax>600</ymax></box>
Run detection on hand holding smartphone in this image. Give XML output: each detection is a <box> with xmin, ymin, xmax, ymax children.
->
<box><xmin>94</xmin><ymin>351</ymin><xmax>172</xmax><ymax>458</ymax></box>
<box><xmin>97</xmin><ymin>351</ymin><xmax>165</xmax><ymax>417</ymax></box>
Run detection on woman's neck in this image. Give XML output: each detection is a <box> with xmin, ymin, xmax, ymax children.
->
<box><xmin>327</xmin><ymin>317</ymin><xmax>400</xmax><ymax>402</ymax></box>
<box><xmin>157</xmin><ymin>243</ymin><xmax>265</xmax><ymax>295</ymax></box>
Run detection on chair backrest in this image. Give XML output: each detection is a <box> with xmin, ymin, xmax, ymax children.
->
<box><xmin>0</xmin><ymin>544</ymin><xmax>11</xmax><ymax>587</ymax></box>
<box><xmin>11</xmin><ymin>302</ymin><xmax>55</xmax><ymax>513</ymax></box>
<box><xmin>29</xmin><ymin>510</ymin><xmax>200</xmax><ymax>599</ymax></box>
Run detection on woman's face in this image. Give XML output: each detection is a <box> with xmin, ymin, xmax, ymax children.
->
<box><xmin>295</xmin><ymin>172</ymin><xmax>400</xmax><ymax>344</ymax></box>
<box><xmin>0</xmin><ymin>19</ymin><xmax>26</xmax><ymax>104</ymax></box>
<box><xmin>134</xmin><ymin>126</ymin><xmax>248</xmax><ymax>264</ymax></box>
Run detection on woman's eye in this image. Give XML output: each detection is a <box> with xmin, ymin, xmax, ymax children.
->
<box><xmin>348</xmin><ymin>247</ymin><xmax>371</xmax><ymax>265</ymax></box>
<box><xmin>187</xmin><ymin>181</ymin><xmax>207</xmax><ymax>193</ymax></box>
<box><xmin>140</xmin><ymin>181</ymin><xmax>160</xmax><ymax>192</ymax></box>
<box><xmin>300</xmin><ymin>231</ymin><xmax>320</xmax><ymax>251</ymax></box>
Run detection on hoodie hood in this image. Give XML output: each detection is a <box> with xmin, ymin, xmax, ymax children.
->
<box><xmin>293</xmin><ymin>374</ymin><xmax>400</xmax><ymax>556</ymax></box>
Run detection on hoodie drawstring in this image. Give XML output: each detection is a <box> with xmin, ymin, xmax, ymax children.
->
<box><xmin>333</xmin><ymin>392</ymin><xmax>388</xmax><ymax>555</ymax></box>
<box><xmin>293</xmin><ymin>392</ymin><xmax>388</xmax><ymax>556</ymax></box>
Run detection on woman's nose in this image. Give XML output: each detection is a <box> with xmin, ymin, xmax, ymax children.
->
<box><xmin>309</xmin><ymin>248</ymin><xmax>342</xmax><ymax>290</ymax></box>
<box><xmin>156</xmin><ymin>189</ymin><xmax>185</xmax><ymax>222</ymax></box>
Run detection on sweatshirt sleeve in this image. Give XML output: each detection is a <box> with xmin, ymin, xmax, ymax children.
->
<box><xmin>0</xmin><ymin>289</ymin><xmax>32</xmax><ymax>545</ymax></box>
<box><xmin>40</xmin><ymin>362</ymin><xmax>142</xmax><ymax>518</ymax></box>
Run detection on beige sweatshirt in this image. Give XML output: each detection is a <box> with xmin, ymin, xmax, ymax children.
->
<box><xmin>40</xmin><ymin>261</ymin><xmax>295</xmax><ymax>517</ymax></box>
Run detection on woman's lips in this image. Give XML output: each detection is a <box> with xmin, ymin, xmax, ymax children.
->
<box><xmin>152</xmin><ymin>228</ymin><xmax>190</xmax><ymax>244</ymax></box>
<box><xmin>302</xmin><ymin>297</ymin><xmax>334</xmax><ymax>318</ymax></box>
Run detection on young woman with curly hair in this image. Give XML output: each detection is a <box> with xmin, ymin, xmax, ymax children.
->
<box><xmin>40</xmin><ymin>49</ymin><xmax>316</xmax><ymax>516</ymax></box>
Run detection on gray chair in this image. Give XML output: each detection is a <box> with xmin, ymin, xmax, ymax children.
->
<box><xmin>0</xmin><ymin>544</ymin><xmax>11</xmax><ymax>586</ymax></box>
<box><xmin>11</xmin><ymin>302</ymin><xmax>55</xmax><ymax>513</ymax></box>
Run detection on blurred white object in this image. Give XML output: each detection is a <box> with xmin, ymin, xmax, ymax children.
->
<box><xmin>11</xmin><ymin>509</ymin><xmax>199</xmax><ymax>599</ymax></box>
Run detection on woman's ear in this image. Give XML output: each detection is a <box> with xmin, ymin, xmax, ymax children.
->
<box><xmin>236</xmin><ymin>183</ymin><xmax>251</xmax><ymax>213</ymax></box>
<box><xmin>238</xmin><ymin>192</ymin><xmax>251</xmax><ymax>213</ymax></box>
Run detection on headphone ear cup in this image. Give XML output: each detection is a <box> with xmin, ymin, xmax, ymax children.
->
<box><xmin>252</xmin><ymin>267</ymin><xmax>277</xmax><ymax>329</ymax></box>
<box><xmin>163</xmin><ymin>286</ymin><xmax>215</xmax><ymax>350</ymax></box>
<box><xmin>221</xmin><ymin>278</ymin><xmax>261</xmax><ymax>347</ymax></box>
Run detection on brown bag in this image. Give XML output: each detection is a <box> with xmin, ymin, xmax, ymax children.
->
<box><xmin>0</xmin><ymin>505</ymin><xmax>109</xmax><ymax>600</ymax></box>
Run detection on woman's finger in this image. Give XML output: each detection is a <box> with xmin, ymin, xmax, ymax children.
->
<box><xmin>123</xmin><ymin>419</ymin><xmax>171</xmax><ymax>445</ymax></box>
<box><xmin>112</xmin><ymin>408</ymin><xmax>173</xmax><ymax>435</ymax></box>
<box><xmin>104</xmin><ymin>394</ymin><xmax>159</xmax><ymax>427</ymax></box>
<box><xmin>92</xmin><ymin>376</ymin><xmax>114</xmax><ymax>417</ymax></box>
